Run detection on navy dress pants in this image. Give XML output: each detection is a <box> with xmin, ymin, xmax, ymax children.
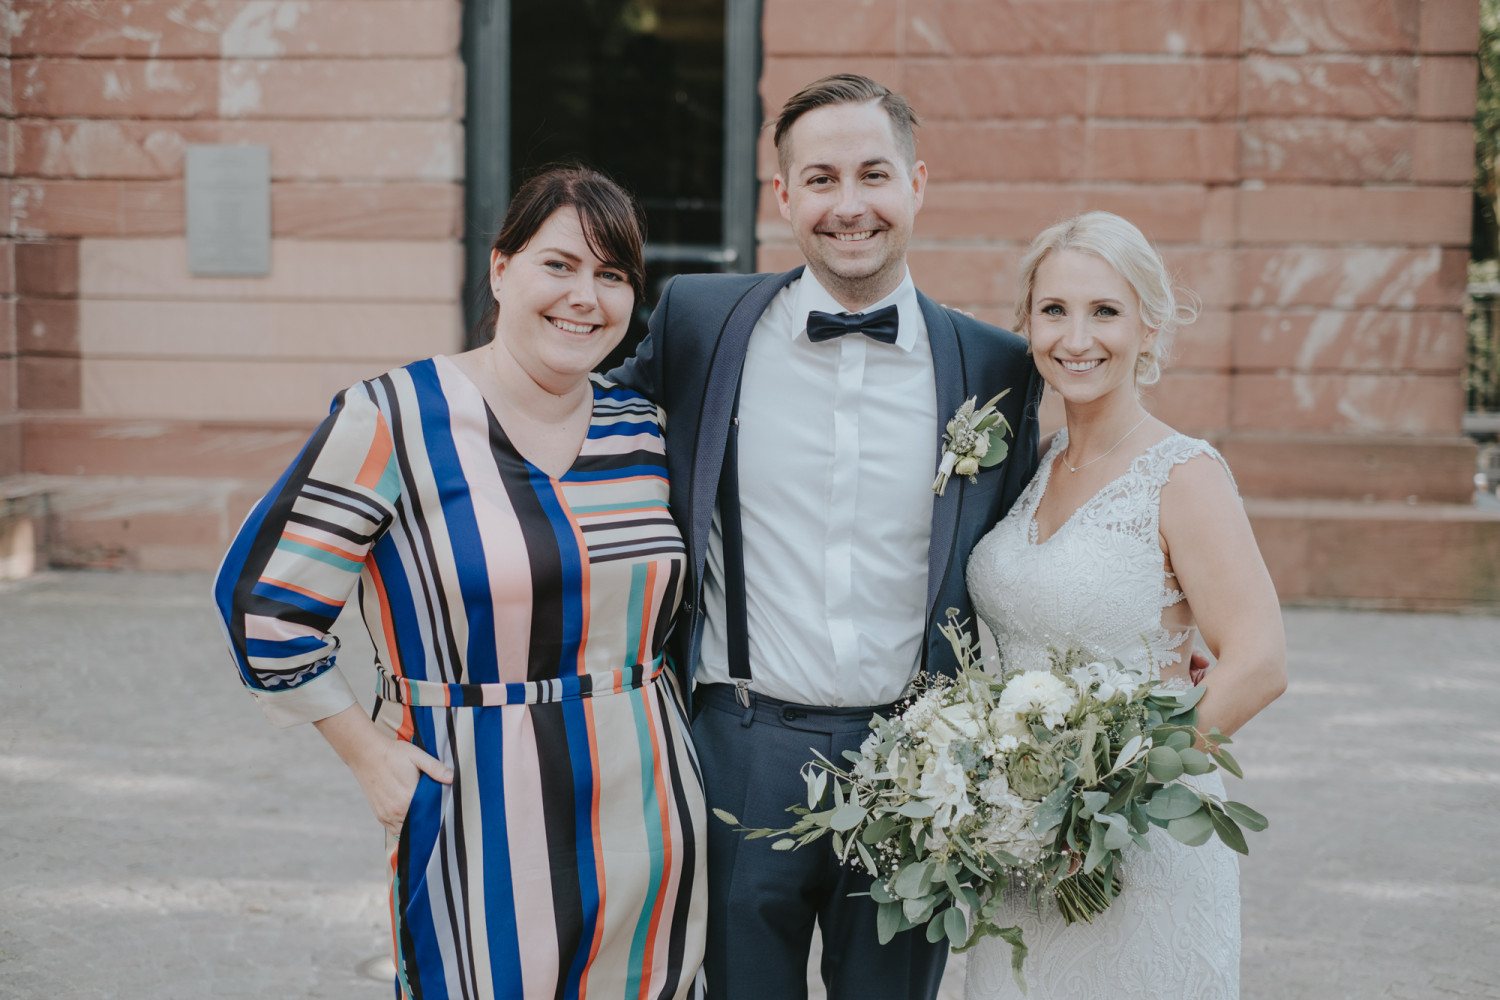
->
<box><xmin>693</xmin><ymin>684</ymin><xmax>948</xmax><ymax>1000</ymax></box>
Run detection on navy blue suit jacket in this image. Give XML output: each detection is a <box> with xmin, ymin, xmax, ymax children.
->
<box><xmin>609</xmin><ymin>267</ymin><xmax>1044</xmax><ymax>704</ymax></box>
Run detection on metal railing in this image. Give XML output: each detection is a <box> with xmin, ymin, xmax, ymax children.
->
<box><xmin>1467</xmin><ymin>283</ymin><xmax>1500</xmax><ymax>420</ymax></box>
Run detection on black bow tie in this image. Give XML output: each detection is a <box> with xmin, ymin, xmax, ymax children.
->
<box><xmin>805</xmin><ymin>304</ymin><xmax>900</xmax><ymax>345</ymax></box>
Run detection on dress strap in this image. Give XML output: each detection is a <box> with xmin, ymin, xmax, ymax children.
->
<box><xmin>1135</xmin><ymin>435</ymin><xmax>1239</xmax><ymax>496</ymax></box>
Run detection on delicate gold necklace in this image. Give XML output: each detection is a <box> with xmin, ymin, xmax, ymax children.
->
<box><xmin>1062</xmin><ymin>413</ymin><xmax>1150</xmax><ymax>473</ymax></box>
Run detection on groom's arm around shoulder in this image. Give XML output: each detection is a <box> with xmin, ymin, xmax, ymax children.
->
<box><xmin>946</xmin><ymin>310</ymin><xmax>1045</xmax><ymax>515</ymax></box>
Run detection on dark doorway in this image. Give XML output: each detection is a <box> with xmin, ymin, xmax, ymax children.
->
<box><xmin>462</xmin><ymin>0</ymin><xmax>761</xmax><ymax>362</ymax></box>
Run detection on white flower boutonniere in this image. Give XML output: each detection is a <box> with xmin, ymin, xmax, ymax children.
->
<box><xmin>932</xmin><ymin>390</ymin><xmax>1012</xmax><ymax>496</ymax></box>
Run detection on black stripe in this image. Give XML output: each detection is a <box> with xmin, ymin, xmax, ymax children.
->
<box><xmin>304</xmin><ymin>476</ymin><xmax>391</xmax><ymax>516</ymax></box>
<box><xmin>577</xmin><ymin>516</ymin><xmax>678</xmax><ymax>534</ymax></box>
<box><xmin>286</xmin><ymin>511</ymin><xmax>379</xmax><ymax>545</ymax></box>
<box><xmin>532</xmin><ymin>701</ymin><xmax>583</xmax><ymax>1000</ymax></box>
<box><xmin>586</xmin><ymin>535</ymin><xmax>687</xmax><ymax>556</ymax></box>
<box><xmin>295</xmin><ymin>487</ymin><xmax>388</xmax><ymax>528</ymax></box>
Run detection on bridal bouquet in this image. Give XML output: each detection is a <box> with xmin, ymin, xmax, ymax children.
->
<box><xmin>716</xmin><ymin>612</ymin><xmax>1267</xmax><ymax>992</ymax></box>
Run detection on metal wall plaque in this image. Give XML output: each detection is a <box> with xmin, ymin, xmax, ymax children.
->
<box><xmin>185</xmin><ymin>144</ymin><xmax>271</xmax><ymax>277</ymax></box>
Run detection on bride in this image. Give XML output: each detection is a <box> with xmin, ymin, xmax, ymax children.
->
<box><xmin>963</xmin><ymin>212</ymin><xmax>1287</xmax><ymax>999</ymax></box>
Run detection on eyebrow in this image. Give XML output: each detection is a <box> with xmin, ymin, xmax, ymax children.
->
<box><xmin>799</xmin><ymin>157</ymin><xmax>895</xmax><ymax>175</ymax></box>
<box><xmin>537</xmin><ymin>246</ymin><xmax>584</xmax><ymax>263</ymax></box>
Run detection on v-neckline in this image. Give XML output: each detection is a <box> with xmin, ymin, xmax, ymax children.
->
<box><xmin>1028</xmin><ymin>430</ymin><xmax>1181</xmax><ymax>546</ymax></box>
<box><xmin>436</xmin><ymin>354</ymin><xmax>598</xmax><ymax>482</ymax></box>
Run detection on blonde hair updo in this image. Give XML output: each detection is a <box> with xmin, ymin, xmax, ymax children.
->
<box><xmin>1013</xmin><ymin>211</ymin><xmax>1198</xmax><ymax>386</ymax></box>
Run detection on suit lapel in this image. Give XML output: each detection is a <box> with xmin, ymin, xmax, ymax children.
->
<box><xmin>920</xmin><ymin>292</ymin><xmax>966</xmax><ymax>618</ymax></box>
<box><xmin>689</xmin><ymin>266</ymin><xmax>803</xmax><ymax>582</ymax></box>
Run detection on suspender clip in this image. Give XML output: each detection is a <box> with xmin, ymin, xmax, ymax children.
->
<box><xmin>734</xmin><ymin>679</ymin><xmax>752</xmax><ymax>708</ymax></box>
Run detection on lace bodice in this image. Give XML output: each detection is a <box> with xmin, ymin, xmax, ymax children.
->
<box><xmin>966</xmin><ymin>431</ymin><xmax>1235</xmax><ymax>679</ymax></box>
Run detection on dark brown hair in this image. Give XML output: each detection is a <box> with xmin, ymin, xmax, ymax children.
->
<box><xmin>772</xmin><ymin>74</ymin><xmax>921</xmax><ymax>174</ymax></box>
<box><xmin>479</xmin><ymin>165</ymin><xmax>647</xmax><ymax>334</ymax></box>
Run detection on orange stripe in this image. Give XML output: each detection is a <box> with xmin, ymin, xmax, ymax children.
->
<box><xmin>366</xmin><ymin>560</ymin><xmax>414</xmax><ymax>742</ymax></box>
<box><xmin>259</xmin><ymin>576</ymin><xmax>344</xmax><ymax>607</ymax></box>
<box><xmin>634</xmin><ymin>562</ymin><xmax>656</xmax><ymax>670</ymax></box>
<box><xmin>636</xmin><ymin>670</ymin><xmax>674</xmax><ymax>998</ymax></box>
<box><xmin>282</xmin><ymin>530</ymin><xmax>363</xmax><ymax>562</ymax></box>
<box><xmin>354</xmin><ymin>411</ymin><xmax>395</xmax><ymax>490</ymax></box>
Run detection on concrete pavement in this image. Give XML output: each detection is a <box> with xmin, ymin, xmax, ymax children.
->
<box><xmin>1</xmin><ymin>571</ymin><xmax>1497</xmax><ymax>999</ymax></box>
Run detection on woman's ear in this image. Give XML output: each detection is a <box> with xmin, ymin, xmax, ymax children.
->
<box><xmin>489</xmin><ymin>248</ymin><xmax>508</xmax><ymax>297</ymax></box>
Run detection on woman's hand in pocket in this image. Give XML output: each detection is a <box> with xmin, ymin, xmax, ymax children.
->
<box><xmin>314</xmin><ymin>704</ymin><xmax>454</xmax><ymax>835</ymax></box>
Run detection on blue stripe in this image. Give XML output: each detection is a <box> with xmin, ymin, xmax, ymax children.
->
<box><xmin>213</xmin><ymin>430</ymin><xmax>319</xmax><ymax>688</ymax></box>
<box><xmin>250</xmin><ymin>580</ymin><xmax>344</xmax><ymax>619</ymax></box>
<box><xmin>245</xmin><ymin>635</ymin><xmax>327</xmax><ymax>659</ymax></box>
<box><xmin>410</xmin><ymin>360</ymin><xmax>501</xmax><ymax>686</ymax></box>
<box><xmin>562</xmin><ymin>464</ymin><xmax>668</xmax><ymax>483</ymax></box>
<box><xmin>586</xmin><ymin>420</ymin><xmax>659</xmax><ymax>438</ymax></box>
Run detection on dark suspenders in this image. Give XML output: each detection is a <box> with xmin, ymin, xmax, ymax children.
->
<box><xmin>718</xmin><ymin>385</ymin><xmax>754</xmax><ymax>707</ymax></box>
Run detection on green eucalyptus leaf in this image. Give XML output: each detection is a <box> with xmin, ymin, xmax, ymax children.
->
<box><xmin>1178</xmin><ymin>747</ymin><xmax>1215</xmax><ymax>776</ymax></box>
<box><xmin>1146</xmin><ymin>783</ymin><xmax>1202</xmax><ymax>821</ymax></box>
<box><xmin>711</xmin><ymin>808</ymin><xmax>740</xmax><ymax>826</ymax></box>
<box><xmin>1163</xmin><ymin>730</ymin><xmax>1193</xmax><ymax>752</ymax></box>
<box><xmin>1084</xmin><ymin>821</ymin><xmax>1108</xmax><ymax>873</ymax></box>
<box><xmin>925</xmin><ymin>913</ymin><xmax>948</xmax><ymax>944</ymax></box>
<box><xmin>1079</xmin><ymin>790</ymin><xmax>1110</xmax><ymax>820</ymax></box>
<box><xmin>771</xmin><ymin>838</ymin><xmax>798</xmax><ymax>851</ymax></box>
<box><xmin>870</xmin><ymin>878</ymin><xmax>895</xmax><ymax>904</ymax></box>
<box><xmin>876</xmin><ymin>902</ymin><xmax>902</xmax><ymax>944</ymax></box>
<box><xmin>862</xmin><ymin>813</ymin><xmax>896</xmax><ymax>844</ymax></box>
<box><xmin>944</xmin><ymin>905</ymin><xmax>970</xmax><ymax>948</ymax></box>
<box><xmin>895</xmin><ymin>799</ymin><xmax>935</xmax><ymax>819</ymax></box>
<box><xmin>1146</xmin><ymin>746</ymin><xmax>1184</xmax><ymax>782</ymax></box>
<box><xmin>1213</xmin><ymin>746</ymin><xmax>1244</xmax><ymax>779</ymax></box>
<box><xmin>856</xmin><ymin>839</ymin><xmax>879</xmax><ymax>876</ymax></box>
<box><xmin>1166</xmin><ymin>810</ymin><xmax>1214</xmax><ymax>847</ymax></box>
<box><xmin>978</xmin><ymin>440</ymin><xmax>1010</xmax><ymax>469</ymax></box>
<box><xmin>810</xmin><ymin>769</ymin><xmax>829</xmax><ymax>807</ymax></box>
<box><xmin>1099</xmin><ymin>812</ymin><xmax>1133</xmax><ymax>851</ymax></box>
<box><xmin>893</xmin><ymin>860</ymin><xmax>934</xmax><ymax>899</ymax></box>
<box><xmin>903</xmin><ymin>895</ymin><xmax>937</xmax><ymax>924</ymax></box>
<box><xmin>830</xmin><ymin>801</ymin><xmax>867</xmax><ymax>832</ymax></box>
<box><xmin>1223</xmin><ymin>800</ymin><xmax>1269</xmax><ymax>832</ymax></box>
<box><xmin>1032</xmin><ymin>782</ymin><xmax>1073</xmax><ymax>835</ymax></box>
<box><xmin>1208</xmin><ymin>806</ymin><xmax>1249</xmax><ymax>855</ymax></box>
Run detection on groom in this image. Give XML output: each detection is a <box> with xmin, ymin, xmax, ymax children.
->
<box><xmin>611</xmin><ymin>75</ymin><xmax>1042</xmax><ymax>999</ymax></box>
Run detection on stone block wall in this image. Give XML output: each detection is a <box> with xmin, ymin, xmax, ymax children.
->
<box><xmin>1</xmin><ymin>0</ymin><xmax>466</xmax><ymax>568</ymax></box>
<box><xmin>758</xmin><ymin>0</ymin><xmax>1481</xmax><ymax>508</ymax></box>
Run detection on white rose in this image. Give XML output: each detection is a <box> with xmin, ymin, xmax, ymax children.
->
<box><xmin>997</xmin><ymin>670</ymin><xmax>1077</xmax><ymax>729</ymax></box>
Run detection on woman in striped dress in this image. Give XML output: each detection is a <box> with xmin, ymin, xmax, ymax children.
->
<box><xmin>213</xmin><ymin>167</ymin><xmax>706</xmax><ymax>999</ymax></box>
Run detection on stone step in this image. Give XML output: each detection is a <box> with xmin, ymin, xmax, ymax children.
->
<box><xmin>1247</xmin><ymin>498</ymin><xmax>1500</xmax><ymax>610</ymax></box>
<box><xmin>1220</xmin><ymin>433</ymin><xmax>1479</xmax><ymax>505</ymax></box>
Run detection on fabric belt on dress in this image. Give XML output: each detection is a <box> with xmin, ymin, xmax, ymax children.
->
<box><xmin>376</xmin><ymin>655</ymin><xmax>665</xmax><ymax>708</ymax></box>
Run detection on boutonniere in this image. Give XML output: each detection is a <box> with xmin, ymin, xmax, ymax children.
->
<box><xmin>932</xmin><ymin>390</ymin><xmax>1012</xmax><ymax>496</ymax></box>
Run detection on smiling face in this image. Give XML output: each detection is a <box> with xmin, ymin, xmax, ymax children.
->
<box><xmin>1027</xmin><ymin>249</ymin><xmax>1157</xmax><ymax>408</ymax></box>
<box><xmin>489</xmin><ymin>207</ymin><xmax>635</xmax><ymax>393</ymax></box>
<box><xmin>773</xmin><ymin>100</ymin><xmax>927</xmax><ymax>310</ymax></box>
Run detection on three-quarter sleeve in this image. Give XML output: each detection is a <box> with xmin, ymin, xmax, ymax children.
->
<box><xmin>213</xmin><ymin>383</ymin><xmax>401</xmax><ymax>727</ymax></box>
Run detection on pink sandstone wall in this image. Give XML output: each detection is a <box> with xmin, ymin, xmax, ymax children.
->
<box><xmin>2</xmin><ymin>0</ymin><xmax>1496</xmax><ymax>602</ymax></box>
<box><xmin>756</xmin><ymin>0</ymin><xmax>1500</xmax><ymax>607</ymax></box>
<box><xmin>1</xmin><ymin>0</ymin><xmax>466</xmax><ymax>569</ymax></box>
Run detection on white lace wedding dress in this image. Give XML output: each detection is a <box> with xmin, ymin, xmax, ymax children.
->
<box><xmin>963</xmin><ymin>431</ymin><xmax>1241</xmax><ymax>1000</ymax></box>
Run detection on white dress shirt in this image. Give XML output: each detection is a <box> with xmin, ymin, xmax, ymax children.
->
<box><xmin>698</xmin><ymin>269</ymin><xmax>938</xmax><ymax>706</ymax></box>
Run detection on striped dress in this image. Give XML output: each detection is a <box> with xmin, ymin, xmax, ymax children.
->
<box><xmin>213</xmin><ymin>356</ymin><xmax>706</xmax><ymax>1000</ymax></box>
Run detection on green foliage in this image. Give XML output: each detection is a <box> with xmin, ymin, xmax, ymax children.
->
<box><xmin>1477</xmin><ymin>0</ymin><xmax>1500</xmax><ymax>257</ymax></box>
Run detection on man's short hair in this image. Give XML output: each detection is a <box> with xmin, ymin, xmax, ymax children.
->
<box><xmin>772</xmin><ymin>74</ymin><xmax>921</xmax><ymax>175</ymax></box>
